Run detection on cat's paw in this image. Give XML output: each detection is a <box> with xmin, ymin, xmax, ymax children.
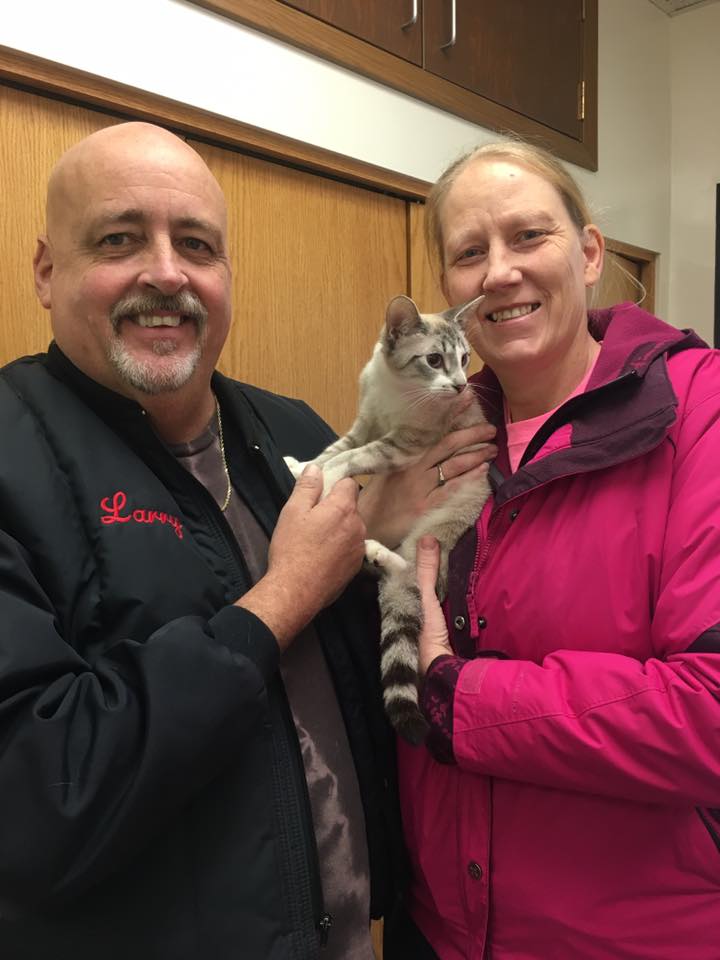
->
<box><xmin>365</xmin><ymin>539</ymin><xmax>408</xmax><ymax>574</ymax></box>
<box><xmin>320</xmin><ymin>467</ymin><xmax>348</xmax><ymax>498</ymax></box>
<box><xmin>283</xmin><ymin>455</ymin><xmax>306</xmax><ymax>480</ymax></box>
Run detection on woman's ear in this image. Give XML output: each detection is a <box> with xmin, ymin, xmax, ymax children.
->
<box><xmin>582</xmin><ymin>224</ymin><xmax>605</xmax><ymax>288</ymax></box>
<box><xmin>33</xmin><ymin>236</ymin><xmax>54</xmax><ymax>309</ymax></box>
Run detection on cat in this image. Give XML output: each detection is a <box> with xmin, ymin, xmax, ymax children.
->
<box><xmin>285</xmin><ymin>294</ymin><xmax>492</xmax><ymax>744</ymax></box>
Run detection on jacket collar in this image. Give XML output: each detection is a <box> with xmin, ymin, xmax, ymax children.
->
<box><xmin>470</xmin><ymin>304</ymin><xmax>706</xmax><ymax>506</ymax></box>
<box><xmin>44</xmin><ymin>342</ymin><xmax>287</xmax><ymax>538</ymax></box>
<box><xmin>45</xmin><ymin>341</ymin><xmax>268</xmax><ymax>455</ymax></box>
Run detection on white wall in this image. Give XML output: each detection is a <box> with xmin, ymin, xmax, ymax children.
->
<box><xmin>669</xmin><ymin>2</ymin><xmax>720</xmax><ymax>343</ymax></box>
<box><xmin>0</xmin><ymin>0</ymin><xmax>697</xmax><ymax>329</ymax></box>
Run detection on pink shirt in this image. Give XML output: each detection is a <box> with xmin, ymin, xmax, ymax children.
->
<box><xmin>505</xmin><ymin>360</ymin><xmax>597</xmax><ymax>473</ymax></box>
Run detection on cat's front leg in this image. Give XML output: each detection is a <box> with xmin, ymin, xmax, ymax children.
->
<box><xmin>364</xmin><ymin>538</ymin><xmax>408</xmax><ymax>574</ymax></box>
<box><xmin>283</xmin><ymin>455</ymin><xmax>307</xmax><ymax>480</ymax></box>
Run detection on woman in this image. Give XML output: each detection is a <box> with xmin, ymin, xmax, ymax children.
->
<box><xmin>395</xmin><ymin>141</ymin><xmax>720</xmax><ymax>959</ymax></box>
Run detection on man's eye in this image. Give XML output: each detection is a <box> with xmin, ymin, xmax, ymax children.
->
<box><xmin>426</xmin><ymin>354</ymin><xmax>443</xmax><ymax>369</ymax></box>
<box><xmin>181</xmin><ymin>237</ymin><xmax>211</xmax><ymax>253</ymax></box>
<box><xmin>100</xmin><ymin>233</ymin><xmax>129</xmax><ymax>247</ymax></box>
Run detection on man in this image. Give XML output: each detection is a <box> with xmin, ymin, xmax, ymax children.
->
<box><xmin>0</xmin><ymin>121</ymin><xmax>400</xmax><ymax>960</ymax></box>
<box><xmin>0</xmin><ymin>122</ymin><xmax>494</xmax><ymax>958</ymax></box>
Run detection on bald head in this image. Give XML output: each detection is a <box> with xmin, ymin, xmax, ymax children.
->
<box><xmin>45</xmin><ymin>122</ymin><xmax>227</xmax><ymax>243</ymax></box>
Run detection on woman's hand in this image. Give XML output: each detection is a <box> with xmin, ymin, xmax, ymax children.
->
<box><xmin>416</xmin><ymin>536</ymin><xmax>454</xmax><ymax>676</ymax></box>
<box><xmin>358</xmin><ymin>421</ymin><xmax>496</xmax><ymax>548</ymax></box>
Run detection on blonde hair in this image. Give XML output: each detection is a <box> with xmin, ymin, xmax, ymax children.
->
<box><xmin>425</xmin><ymin>139</ymin><xmax>594</xmax><ymax>276</ymax></box>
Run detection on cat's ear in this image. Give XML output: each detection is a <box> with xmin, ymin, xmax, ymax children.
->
<box><xmin>446</xmin><ymin>294</ymin><xmax>486</xmax><ymax>329</ymax></box>
<box><xmin>385</xmin><ymin>295</ymin><xmax>422</xmax><ymax>343</ymax></box>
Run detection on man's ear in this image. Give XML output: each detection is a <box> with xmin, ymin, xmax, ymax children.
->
<box><xmin>582</xmin><ymin>224</ymin><xmax>605</xmax><ymax>288</ymax></box>
<box><xmin>33</xmin><ymin>236</ymin><xmax>53</xmax><ymax>309</ymax></box>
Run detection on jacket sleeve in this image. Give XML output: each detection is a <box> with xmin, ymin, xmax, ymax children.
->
<box><xmin>0</xmin><ymin>519</ymin><xmax>283</xmax><ymax>908</ymax></box>
<box><xmin>422</xmin><ymin>353</ymin><xmax>720</xmax><ymax>808</ymax></box>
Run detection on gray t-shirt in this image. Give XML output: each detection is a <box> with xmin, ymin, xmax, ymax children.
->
<box><xmin>170</xmin><ymin>420</ymin><xmax>374</xmax><ymax>959</ymax></box>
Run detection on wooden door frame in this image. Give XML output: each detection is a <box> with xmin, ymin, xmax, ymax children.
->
<box><xmin>604</xmin><ymin>237</ymin><xmax>657</xmax><ymax>315</ymax></box>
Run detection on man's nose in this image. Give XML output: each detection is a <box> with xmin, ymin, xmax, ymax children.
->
<box><xmin>137</xmin><ymin>242</ymin><xmax>189</xmax><ymax>295</ymax></box>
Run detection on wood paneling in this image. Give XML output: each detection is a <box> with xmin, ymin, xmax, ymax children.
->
<box><xmin>192</xmin><ymin>139</ymin><xmax>406</xmax><ymax>433</ymax></box>
<box><xmin>408</xmin><ymin>201</ymin><xmax>445</xmax><ymax>312</ymax></box>
<box><xmin>0</xmin><ymin>85</ymin><xmax>119</xmax><ymax>365</ymax></box>
<box><xmin>0</xmin><ymin>44</ymin><xmax>429</xmax><ymax>202</ymax></box>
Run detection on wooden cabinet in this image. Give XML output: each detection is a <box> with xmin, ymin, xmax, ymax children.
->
<box><xmin>192</xmin><ymin>0</ymin><xmax>597</xmax><ymax>169</ymax></box>
<box><xmin>423</xmin><ymin>0</ymin><xmax>585</xmax><ymax>140</ymax></box>
<box><xmin>280</xmin><ymin>0</ymin><xmax>422</xmax><ymax>64</ymax></box>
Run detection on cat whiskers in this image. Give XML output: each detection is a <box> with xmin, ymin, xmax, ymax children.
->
<box><xmin>401</xmin><ymin>390</ymin><xmax>461</xmax><ymax>419</ymax></box>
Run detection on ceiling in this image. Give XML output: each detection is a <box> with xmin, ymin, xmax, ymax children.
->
<box><xmin>648</xmin><ymin>0</ymin><xmax>720</xmax><ymax>15</ymax></box>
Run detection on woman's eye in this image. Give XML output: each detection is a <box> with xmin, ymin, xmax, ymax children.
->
<box><xmin>458</xmin><ymin>246</ymin><xmax>482</xmax><ymax>261</ymax></box>
<box><xmin>426</xmin><ymin>354</ymin><xmax>443</xmax><ymax>369</ymax></box>
<box><xmin>518</xmin><ymin>229</ymin><xmax>545</xmax><ymax>243</ymax></box>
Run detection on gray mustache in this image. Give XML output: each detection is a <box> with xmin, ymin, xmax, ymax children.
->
<box><xmin>110</xmin><ymin>292</ymin><xmax>208</xmax><ymax>330</ymax></box>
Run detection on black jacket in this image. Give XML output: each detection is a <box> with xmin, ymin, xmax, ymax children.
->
<box><xmin>0</xmin><ymin>344</ymin><xmax>403</xmax><ymax>959</ymax></box>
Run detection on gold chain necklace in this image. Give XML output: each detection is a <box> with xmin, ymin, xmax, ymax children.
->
<box><xmin>214</xmin><ymin>396</ymin><xmax>232</xmax><ymax>512</ymax></box>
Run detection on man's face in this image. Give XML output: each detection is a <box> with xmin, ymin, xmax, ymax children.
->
<box><xmin>34</xmin><ymin>131</ymin><xmax>232</xmax><ymax>399</ymax></box>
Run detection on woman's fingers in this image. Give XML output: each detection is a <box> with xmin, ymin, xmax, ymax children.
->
<box><xmin>424</xmin><ymin>422</ymin><xmax>496</xmax><ymax>468</ymax></box>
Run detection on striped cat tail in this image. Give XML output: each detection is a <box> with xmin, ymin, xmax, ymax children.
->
<box><xmin>378</xmin><ymin>573</ymin><xmax>429</xmax><ymax>745</ymax></box>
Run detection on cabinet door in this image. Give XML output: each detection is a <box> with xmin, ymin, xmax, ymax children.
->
<box><xmin>280</xmin><ymin>0</ymin><xmax>422</xmax><ymax>64</ymax></box>
<box><xmin>191</xmin><ymin>139</ymin><xmax>407</xmax><ymax>434</ymax></box>
<box><xmin>0</xmin><ymin>85</ymin><xmax>119</xmax><ymax>365</ymax></box>
<box><xmin>424</xmin><ymin>0</ymin><xmax>585</xmax><ymax>139</ymax></box>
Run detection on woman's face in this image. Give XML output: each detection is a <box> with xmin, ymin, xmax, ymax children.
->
<box><xmin>439</xmin><ymin>159</ymin><xmax>603</xmax><ymax>379</ymax></box>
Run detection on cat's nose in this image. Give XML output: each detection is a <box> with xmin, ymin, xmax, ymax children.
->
<box><xmin>453</xmin><ymin>383</ymin><xmax>466</xmax><ymax>394</ymax></box>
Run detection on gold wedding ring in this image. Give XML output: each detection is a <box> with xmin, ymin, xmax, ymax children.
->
<box><xmin>437</xmin><ymin>463</ymin><xmax>446</xmax><ymax>487</ymax></box>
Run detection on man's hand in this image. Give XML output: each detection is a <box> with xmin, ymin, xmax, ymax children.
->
<box><xmin>235</xmin><ymin>464</ymin><xmax>366</xmax><ymax>648</ymax></box>
<box><xmin>359</xmin><ymin>421</ymin><xmax>496</xmax><ymax>549</ymax></box>
<box><xmin>416</xmin><ymin>536</ymin><xmax>453</xmax><ymax>676</ymax></box>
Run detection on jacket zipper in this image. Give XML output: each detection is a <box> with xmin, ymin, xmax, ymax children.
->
<box><xmin>249</xmin><ymin>440</ymin><xmax>332</xmax><ymax>950</ymax></box>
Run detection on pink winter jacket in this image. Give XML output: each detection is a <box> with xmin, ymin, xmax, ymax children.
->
<box><xmin>398</xmin><ymin>304</ymin><xmax>720</xmax><ymax>960</ymax></box>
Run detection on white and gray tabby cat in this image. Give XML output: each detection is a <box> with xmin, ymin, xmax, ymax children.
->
<box><xmin>285</xmin><ymin>294</ymin><xmax>491</xmax><ymax>744</ymax></box>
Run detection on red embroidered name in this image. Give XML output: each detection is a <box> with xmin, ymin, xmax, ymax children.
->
<box><xmin>100</xmin><ymin>491</ymin><xmax>184</xmax><ymax>540</ymax></box>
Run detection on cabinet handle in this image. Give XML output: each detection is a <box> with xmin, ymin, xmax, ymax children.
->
<box><xmin>401</xmin><ymin>0</ymin><xmax>418</xmax><ymax>30</ymax></box>
<box><xmin>440</xmin><ymin>0</ymin><xmax>457</xmax><ymax>49</ymax></box>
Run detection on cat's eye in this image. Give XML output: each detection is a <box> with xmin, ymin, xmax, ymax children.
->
<box><xmin>461</xmin><ymin>353</ymin><xmax>469</xmax><ymax>367</ymax></box>
<box><xmin>426</xmin><ymin>354</ymin><xmax>443</xmax><ymax>369</ymax></box>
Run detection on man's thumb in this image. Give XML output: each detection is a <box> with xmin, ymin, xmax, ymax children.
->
<box><xmin>291</xmin><ymin>462</ymin><xmax>323</xmax><ymax>502</ymax></box>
